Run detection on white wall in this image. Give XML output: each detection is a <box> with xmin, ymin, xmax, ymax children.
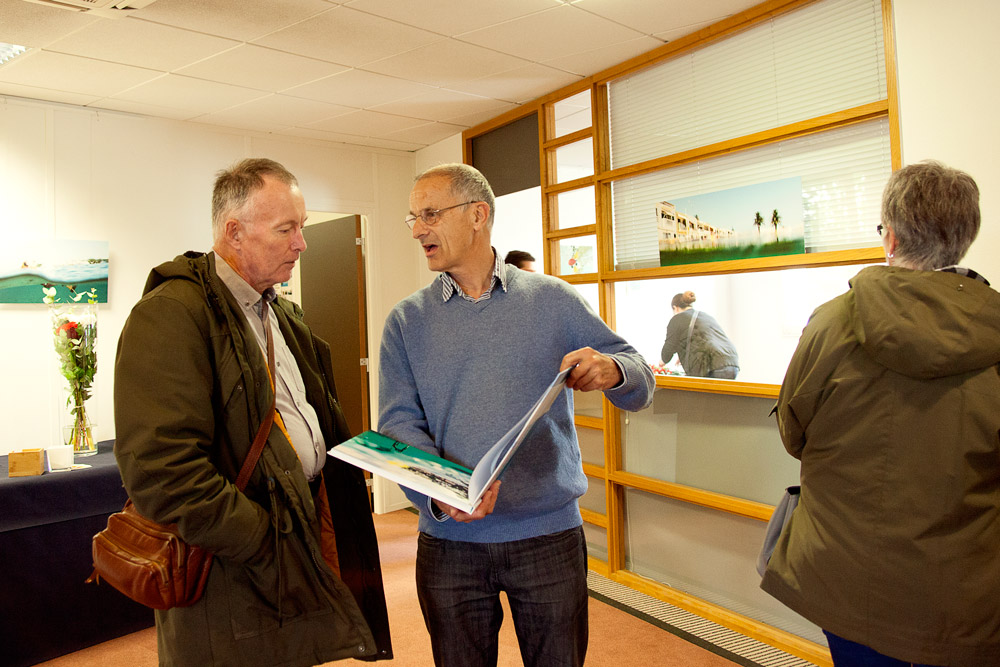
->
<box><xmin>893</xmin><ymin>0</ymin><xmax>1000</xmax><ymax>273</ymax></box>
<box><xmin>0</xmin><ymin>97</ymin><xmax>418</xmax><ymax>456</ymax></box>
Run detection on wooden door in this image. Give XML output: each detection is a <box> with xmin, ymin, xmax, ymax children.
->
<box><xmin>300</xmin><ymin>215</ymin><xmax>369</xmax><ymax>437</ymax></box>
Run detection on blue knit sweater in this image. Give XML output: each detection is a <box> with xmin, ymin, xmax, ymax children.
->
<box><xmin>377</xmin><ymin>267</ymin><xmax>655</xmax><ymax>542</ymax></box>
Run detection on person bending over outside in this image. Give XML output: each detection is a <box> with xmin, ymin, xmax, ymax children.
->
<box><xmin>659</xmin><ymin>290</ymin><xmax>739</xmax><ymax>379</ymax></box>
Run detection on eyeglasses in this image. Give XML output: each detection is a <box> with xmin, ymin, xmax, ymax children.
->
<box><xmin>404</xmin><ymin>201</ymin><xmax>477</xmax><ymax>230</ymax></box>
<box><xmin>876</xmin><ymin>224</ymin><xmax>884</xmax><ymax>237</ymax></box>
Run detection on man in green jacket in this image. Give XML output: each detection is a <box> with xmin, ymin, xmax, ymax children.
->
<box><xmin>114</xmin><ymin>158</ymin><xmax>392</xmax><ymax>666</ymax></box>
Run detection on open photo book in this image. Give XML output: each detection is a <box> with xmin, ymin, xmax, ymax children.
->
<box><xmin>329</xmin><ymin>366</ymin><xmax>572</xmax><ymax>513</ymax></box>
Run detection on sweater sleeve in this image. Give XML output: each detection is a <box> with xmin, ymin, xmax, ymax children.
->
<box><xmin>114</xmin><ymin>292</ymin><xmax>269</xmax><ymax>562</ymax></box>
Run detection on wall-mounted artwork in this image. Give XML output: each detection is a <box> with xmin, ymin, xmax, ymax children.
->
<box><xmin>0</xmin><ymin>240</ymin><xmax>109</xmax><ymax>304</ymax></box>
<box><xmin>657</xmin><ymin>177</ymin><xmax>805</xmax><ymax>267</ymax></box>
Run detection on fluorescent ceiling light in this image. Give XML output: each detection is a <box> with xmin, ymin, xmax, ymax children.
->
<box><xmin>0</xmin><ymin>43</ymin><xmax>28</xmax><ymax>66</ymax></box>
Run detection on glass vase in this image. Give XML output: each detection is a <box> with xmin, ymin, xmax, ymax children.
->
<box><xmin>50</xmin><ymin>298</ymin><xmax>99</xmax><ymax>456</ymax></box>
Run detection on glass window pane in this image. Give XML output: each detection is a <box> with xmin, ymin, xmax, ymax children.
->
<box><xmin>577</xmin><ymin>425</ymin><xmax>604</xmax><ymax>466</ymax></box>
<box><xmin>571</xmin><ymin>282</ymin><xmax>599</xmax><ymax>313</ymax></box>
<box><xmin>552</xmin><ymin>89</ymin><xmax>592</xmax><ymax>138</ymax></box>
<box><xmin>624</xmin><ymin>489</ymin><xmax>824</xmax><ymax>644</ymax></box>
<box><xmin>580</xmin><ymin>475</ymin><xmax>607</xmax><ymax>515</ymax></box>
<box><xmin>620</xmin><ymin>389</ymin><xmax>800</xmax><ymax>504</ymax></box>
<box><xmin>552</xmin><ymin>235</ymin><xmax>597</xmax><ymax>276</ymax></box>
<box><xmin>612</xmin><ymin>119</ymin><xmax>891</xmax><ymax>270</ymax></box>
<box><xmin>550</xmin><ymin>138</ymin><xmax>594</xmax><ymax>185</ymax></box>
<box><xmin>583</xmin><ymin>522</ymin><xmax>608</xmax><ymax>562</ymax></box>
<box><xmin>612</xmin><ymin>264</ymin><xmax>864</xmax><ymax>385</ymax></box>
<box><xmin>551</xmin><ymin>185</ymin><xmax>595</xmax><ymax>231</ymax></box>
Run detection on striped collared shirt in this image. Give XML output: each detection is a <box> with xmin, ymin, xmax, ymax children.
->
<box><xmin>440</xmin><ymin>249</ymin><xmax>509</xmax><ymax>303</ymax></box>
<box><xmin>936</xmin><ymin>265</ymin><xmax>990</xmax><ymax>286</ymax></box>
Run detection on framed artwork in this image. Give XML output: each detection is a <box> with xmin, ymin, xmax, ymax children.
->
<box><xmin>0</xmin><ymin>240</ymin><xmax>109</xmax><ymax>304</ymax></box>
<box><xmin>657</xmin><ymin>178</ymin><xmax>804</xmax><ymax>267</ymax></box>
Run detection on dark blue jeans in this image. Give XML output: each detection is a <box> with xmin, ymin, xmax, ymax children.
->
<box><xmin>416</xmin><ymin>526</ymin><xmax>589</xmax><ymax>667</ymax></box>
<box><xmin>825</xmin><ymin>631</ymin><xmax>943</xmax><ymax>667</ymax></box>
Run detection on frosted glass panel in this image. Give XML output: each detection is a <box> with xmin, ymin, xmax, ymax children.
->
<box><xmin>613</xmin><ymin>264</ymin><xmax>866</xmax><ymax>385</ymax></box>
<box><xmin>621</xmin><ymin>389</ymin><xmax>800</xmax><ymax>504</ymax></box>
<box><xmin>552</xmin><ymin>185</ymin><xmax>595</xmax><ymax>230</ymax></box>
<box><xmin>624</xmin><ymin>489</ymin><xmax>824</xmax><ymax>644</ymax></box>
<box><xmin>574</xmin><ymin>389</ymin><xmax>602</xmax><ymax>419</ymax></box>
<box><xmin>550</xmin><ymin>138</ymin><xmax>593</xmax><ymax>185</ymax></box>
<box><xmin>577</xmin><ymin>425</ymin><xmax>603</xmax><ymax>466</ymax></box>
<box><xmin>583</xmin><ymin>522</ymin><xmax>608</xmax><ymax>562</ymax></box>
<box><xmin>580</xmin><ymin>475</ymin><xmax>607</xmax><ymax>515</ymax></box>
<box><xmin>552</xmin><ymin>89</ymin><xmax>591</xmax><ymax>138</ymax></box>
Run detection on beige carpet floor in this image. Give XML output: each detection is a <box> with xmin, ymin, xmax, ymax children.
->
<box><xmin>37</xmin><ymin>509</ymin><xmax>742</xmax><ymax>666</ymax></box>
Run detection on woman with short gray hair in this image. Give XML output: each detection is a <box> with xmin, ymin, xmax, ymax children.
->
<box><xmin>761</xmin><ymin>161</ymin><xmax>1000</xmax><ymax>666</ymax></box>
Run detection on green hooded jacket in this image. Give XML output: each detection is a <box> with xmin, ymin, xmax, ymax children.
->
<box><xmin>114</xmin><ymin>252</ymin><xmax>392</xmax><ymax>666</ymax></box>
<box><xmin>762</xmin><ymin>265</ymin><xmax>1000</xmax><ymax>666</ymax></box>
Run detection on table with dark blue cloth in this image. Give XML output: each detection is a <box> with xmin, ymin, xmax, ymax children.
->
<box><xmin>0</xmin><ymin>440</ymin><xmax>153</xmax><ymax>667</ymax></box>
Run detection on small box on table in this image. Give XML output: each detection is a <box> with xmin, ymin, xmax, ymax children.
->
<box><xmin>8</xmin><ymin>449</ymin><xmax>45</xmax><ymax>477</ymax></box>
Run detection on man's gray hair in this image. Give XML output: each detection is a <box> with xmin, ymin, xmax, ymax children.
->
<box><xmin>416</xmin><ymin>163</ymin><xmax>495</xmax><ymax>229</ymax></box>
<box><xmin>881</xmin><ymin>160</ymin><xmax>980</xmax><ymax>270</ymax></box>
<box><xmin>212</xmin><ymin>158</ymin><xmax>298</xmax><ymax>242</ymax></box>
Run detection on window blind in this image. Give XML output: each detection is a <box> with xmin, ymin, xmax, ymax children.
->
<box><xmin>608</xmin><ymin>0</ymin><xmax>886</xmax><ymax>169</ymax></box>
<box><xmin>612</xmin><ymin>118</ymin><xmax>891</xmax><ymax>270</ymax></box>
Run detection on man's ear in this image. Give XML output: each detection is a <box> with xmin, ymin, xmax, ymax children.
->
<box><xmin>224</xmin><ymin>218</ymin><xmax>242</xmax><ymax>246</ymax></box>
<box><xmin>470</xmin><ymin>202</ymin><xmax>489</xmax><ymax>231</ymax></box>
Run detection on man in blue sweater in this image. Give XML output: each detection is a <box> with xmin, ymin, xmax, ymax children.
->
<box><xmin>378</xmin><ymin>163</ymin><xmax>654</xmax><ymax>667</ymax></box>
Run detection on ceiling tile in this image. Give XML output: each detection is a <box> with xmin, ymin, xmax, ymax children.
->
<box><xmin>0</xmin><ymin>82</ymin><xmax>99</xmax><ymax>108</ymax></box>
<box><xmin>176</xmin><ymin>45</ymin><xmax>348</xmax><ymax>92</ymax></box>
<box><xmin>363</xmin><ymin>39</ymin><xmax>528</xmax><ymax>89</ymax></box>
<box><xmin>284</xmin><ymin>69</ymin><xmax>436</xmax><ymax>109</ymax></box>
<box><xmin>383</xmin><ymin>121</ymin><xmax>466</xmax><ymax>145</ymax></box>
<box><xmin>193</xmin><ymin>94</ymin><xmax>355</xmax><ymax>132</ymax></box>
<box><xmin>0</xmin><ymin>51</ymin><xmax>161</xmax><ymax>98</ymax></box>
<box><xmin>254</xmin><ymin>5</ymin><xmax>442</xmax><ymax>68</ymax></box>
<box><xmin>442</xmin><ymin>102</ymin><xmax>520</xmax><ymax>130</ymax></box>
<box><xmin>448</xmin><ymin>63</ymin><xmax>583</xmax><ymax>104</ymax></box>
<box><xmin>653</xmin><ymin>19</ymin><xmax>719</xmax><ymax>44</ymax></box>
<box><xmin>342</xmin><ymin>0</ymin><xmax>555</xmax><ymax>36</ymax></box>
<box><xmin>457</xmin><ymin>5</ymin><xmax>644</xmax><ymax>63</ymax></box>
<box><xmin>541</xmin><ymin>36</ymin><xmax>664</xmax><ymax>77</ymax></box>
<box><xmin>86</xmin><ymin>98</ymin><xmax>199</xmax><ymax>121</ymax></box>
<box><xmin>129</xmin><ymin>0</ymin><xmax>336</xmax><ymax>42</ymax></box>
<box><xmin>574</xmin><ymin>0</ymin><xmax>759</xmax><ymax>36</ymax></box>
<box><xmin>369</xmin><ymin>88</ymin><xmax>511</xmax><ymax>123</ymax></box>
<box><xmin>112</xmin><ymin>74</ymin><xmax>269</xmax><ymax>114</ymax></box>
<box><xmin>0</xmin><ymin>1</ymin><xmax>100</xmax><ymax>48</ymax></box>
<box><xmin>45</xmin><ymin>17</ymin><xmax>238</xmax><ymax>72</ymax></box>
<box><xmin>279</xmin><ymin>125</ymin><xmax>424</xmax><ymax>151</ymax></box>
<box><xmin>305</xmin><ymin>109</ymin><xmax>427</xmax><ymax>136</ymax></box>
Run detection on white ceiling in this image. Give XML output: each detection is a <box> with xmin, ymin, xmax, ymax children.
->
<box><xmin>0</xmin><ymin>0</ymin><xmax>759</xmax><ymax>152</ymax></box>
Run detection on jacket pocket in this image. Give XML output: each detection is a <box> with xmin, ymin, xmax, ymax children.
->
<box><xmin>226</xmin><ymin>504</ymin><xmax>334</xmax><ymax>640</ymax></box>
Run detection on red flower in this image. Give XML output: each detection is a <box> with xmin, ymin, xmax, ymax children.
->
<box><xmin>58</xmin><ymin>321</ymin><xmax>81</xmax><ymax>340</ymax></box>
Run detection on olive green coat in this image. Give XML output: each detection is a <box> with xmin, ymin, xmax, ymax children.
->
<box><xmin>762</xmin><ymin>266</ymin><xmax>1000</xmax><ymax>666</ymax></box>
<box><xmin>114</xmin><ymin>252</ymin><xmax>391</xmax><ymax>666</ymax></box>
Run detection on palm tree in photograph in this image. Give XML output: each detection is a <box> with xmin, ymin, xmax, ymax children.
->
<box><xmin>753</xmin><ymin>211</ymin><xmax>764</xmax><ymax>241</ymax></box>
<box><xmin>771</xmin><ymin>209</ymin><xmax>782</xmax><ymax>241</ymax></box>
